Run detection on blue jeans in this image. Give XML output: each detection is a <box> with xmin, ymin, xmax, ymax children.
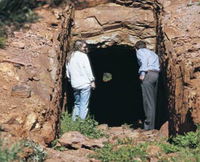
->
<box><xmin>72</xmin><ymin>86</ymin><xmax>91</xmax><ymax>121</ymax></box>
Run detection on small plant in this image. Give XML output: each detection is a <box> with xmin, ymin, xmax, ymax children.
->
<box><xmin>60</xmin><ymin>112</ymin><xmax>105</xmax><ymax>139</ymax></box>
<box><xmin>171</xmin><ymin>126</ymin><xmax>200</xmax><ymax>149</ymax></box>
<box><xmin>0</xmin><ymin>140</ymin><xmax>21</xmax><ymax>162</ymax></box>
<box><xmin>50</xmin><ymin>139</ymin><xmax>67</xmax><ymax>151</ymax></box>
<box><xmin>20</xmin><ymin>140</ymin><xmax>47</xmax><ymax>162</ymax></box>
<box><xmin>0</xmin><ymin>139</ymin><xmax>46</xmax><ymax>162</ymax></box>
<box><xmin>159</xmin><ymin>143</ymin><xmax>180</xmax><ymax>154</ymax></box>
<box><xmin>163</xmin><ymin>125</ymin><xmax>200</xmax><ymax>161</ymax></box>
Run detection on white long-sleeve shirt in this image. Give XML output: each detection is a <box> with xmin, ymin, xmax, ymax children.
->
<box><xmin>66</xmin><ymin>51</ymin><xmax>95</xmax><ymax>89</ymax></box>
<box><xmin>136</xmin><ymin>48</ymin><xmax>160</xmax><ymax>75</ymax></box>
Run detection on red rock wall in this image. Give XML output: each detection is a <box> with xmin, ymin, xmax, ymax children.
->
<box><xmin>156</xmin><ymin>0</ymin><xmax>200</xmax><ymax>134</ymax></box>
<box><xmin>0</xmin><ymin>5</ymin><xmax>74</xmax><ymax>145</ymax></box>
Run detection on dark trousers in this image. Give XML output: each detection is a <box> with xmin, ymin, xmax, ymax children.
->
<box><xmin>141</xmin><ymin>71</ymin><xmax>159</xmax><ymax>130</ymax></box>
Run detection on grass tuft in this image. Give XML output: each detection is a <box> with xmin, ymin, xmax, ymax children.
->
<box><xmin>60</xmin><ymin>112</ymin><xmax>105</xmax><ymax>139</ymax></box>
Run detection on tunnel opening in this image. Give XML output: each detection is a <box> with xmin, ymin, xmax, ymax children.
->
<box><xmin>88</xmin><ymin>45</ymin><xmax>144</xmax><ymax>126</ymax></box>
<box><xmin>66</xmin><ymin>44</ymin><xmax>169</xmax><ymax>128</ymax></box>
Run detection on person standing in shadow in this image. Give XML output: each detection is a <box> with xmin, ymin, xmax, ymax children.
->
<box><xmin>134</xmin><ymin>41</ymin><xmax>160</xmax><ymax>130</ymax></box>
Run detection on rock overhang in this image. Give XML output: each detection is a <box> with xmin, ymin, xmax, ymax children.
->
<box><xmin>72</xmin><ymin>2</ymin><xmax>157</xmax><ymax>50</ymax></box>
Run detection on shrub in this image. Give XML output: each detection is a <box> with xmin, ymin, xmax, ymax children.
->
<box><xmin>171</xmin><ymin>125</ymin><xmax>200</xmax><ymax>149</ymax></box>
<box><xmin>0</xmin><ymin>140</ymin><xmax>21</xmax><ymax>162</ymax></box>
<box><xmin>60</xmin><ymin>112</ymin><xmax>105</xmax><ymax>139</ymax></box>
<box><xmin>0</xmin><ymin>139</ymin><xmax>46</xmax><ymax>162</ymax></box>
<box><xmin>162</xmin><ymin>125</ymin><xmax>200</xmax><ymax>161</ymax></box>
<box><xmin>0</xmin><ymin>0</ymin><xmax>41</xmax><ymax>28</ymax></box>
<box><xmin>20</xmin><ymin>140</ymin><xmax>47</xmax><ymax>162</ymax></box>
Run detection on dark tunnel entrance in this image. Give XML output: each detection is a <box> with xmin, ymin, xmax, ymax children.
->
<box><xmin>66</xmin><ymin>44</ymin><xmax>169</xmax><ymax>128</ymax></box>
<box><xmin>88</xmin><ymin>45</ymin><xmax>144</xmax><ymax>126</ymax></box>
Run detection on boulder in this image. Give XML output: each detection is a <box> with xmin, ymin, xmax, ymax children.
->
<box><xmin>58</xmin><ymin>131</ymin><xmax>106</xmax><ymax>149</ymax></box>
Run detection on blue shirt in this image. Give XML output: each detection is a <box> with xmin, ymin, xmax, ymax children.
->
<box><xmin>136</xmin><ymin>48</ymin><xmax>160</xmax><ymax>76</ymax></box>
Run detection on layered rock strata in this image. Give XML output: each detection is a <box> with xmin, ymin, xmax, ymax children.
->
<box><xmin>72</xmin><ymin>2</ymin><xmax>157</xmax><ymax>50</ymax></box>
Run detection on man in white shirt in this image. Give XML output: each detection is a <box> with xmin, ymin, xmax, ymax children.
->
<box><xmin>135</xmin><ymin>41</ymin><xmax>160</xmax><ymax>130</ymax></box>
<box><xmin>66</xmin><ymin>40</ymin><xmax>95</xmax><ymax>121</ymax></box>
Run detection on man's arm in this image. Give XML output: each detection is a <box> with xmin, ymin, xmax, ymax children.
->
<box><xmin>136</xmin><ymin>50</ymin><xmax>148</xmax><ymax>80</ymax></box>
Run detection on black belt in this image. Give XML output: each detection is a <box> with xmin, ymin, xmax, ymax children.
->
<box><xmin>148</xmin><ymin>70</ymin><xmax>159</xmax><ymax>73</ymax></box>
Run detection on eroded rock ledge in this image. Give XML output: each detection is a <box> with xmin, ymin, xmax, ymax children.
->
<box><xmin>72</xmin><ymin>2</ymin><xmax>157</xmax><ymax>49</ymax></box>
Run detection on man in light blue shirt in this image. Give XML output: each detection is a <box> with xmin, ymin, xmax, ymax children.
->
<box><xmin>135</xmin><ymin>41</ymin><xmax>160</xmax><ymax>130</ymax></box>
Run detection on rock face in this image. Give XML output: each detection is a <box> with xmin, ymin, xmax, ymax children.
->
<box><xmin>0</xmin><ymin>5</ymin><xmax>73</xmax><ymax>144</ymax></box>
<box><xmin>72</xmin><ymin>2</ymin><xmax>157</xmax><ymax>50</ymax></box>
<box><xmin>157</xmin><ymin>0</ymin><xmax>200</xmax><ymax>134</ymax></box>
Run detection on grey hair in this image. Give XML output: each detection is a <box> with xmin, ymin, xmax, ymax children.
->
<box><xmin>135</xmin><ymin>41</ymin><xmax>147</xmax><ymax>50</ymax></box>
<box><xmin>66</xmin><ymin>40</ymin><xmax>87</xmax><ymax>63</ymax></box>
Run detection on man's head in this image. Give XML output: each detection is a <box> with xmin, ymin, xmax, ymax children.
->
<box><xmin>73</xmin><ymin>40</ymin><xmax>88</xmax><ymax>53</ymax></box>
<box><xmin>135</xmin><ymin>41</ymin><xmax>146</xmax><ymax>50</ymax></box>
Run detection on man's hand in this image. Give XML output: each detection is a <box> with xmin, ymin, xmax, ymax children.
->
<box><xmin>139</xmin><ymin>75</ymin><xmax>145</xmax><ymax>81</ymax></box>
<box><xmin>91</xmin><ymin>82</ymin><xmax>96</xmax><ymax>89</ymax></box>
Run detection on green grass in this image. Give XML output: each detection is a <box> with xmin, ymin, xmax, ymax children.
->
<box><xmin>0</xmin><ymin>139</ymin><xmax>46</xmax><ymax>162</ymax></box>
<box><xmin>90</xmin><ymin>138</ymin><xmax>149</xmax><ymax>162</ymax></box>
<box><xmin>60</xmin><ymin>112</ymin><xmax>105</xmax><ymax>139</ymax></box>
<box><xmin>171</xmin><ymin>127</ymin><xmax>200</xmax><ymax>149</ymax></box>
